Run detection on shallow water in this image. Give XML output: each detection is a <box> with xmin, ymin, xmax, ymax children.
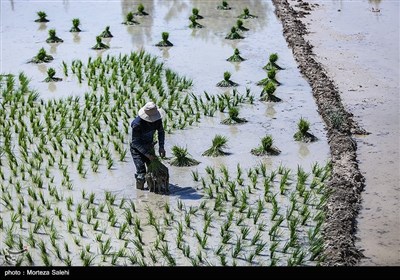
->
<box><xmin>0</xmin><ymin>0</ymin><xmax>330</xmax><ymax>266</ymax></box>
<box><xmin>301</xmin><ymin>0</ymin><xmax>400</xmax><ymax>265</ymax></box>
<box><xmin>1</xmin><ymin>0</ymin><xmax>329</xmax><ymax>190</ymax></box>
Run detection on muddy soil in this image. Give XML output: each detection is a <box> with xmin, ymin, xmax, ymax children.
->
<box><xmin>295</xmin><ymin>0</ymin><xmax>399</xmax><ymax>266</ymax></box>
<box><xmin>272</xmin><ymin>0</ymin><xmax>367</xmax><ymax>266</ymax></box>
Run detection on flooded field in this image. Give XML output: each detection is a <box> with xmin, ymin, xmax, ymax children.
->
<box><xmin>0</xmin><ymin>0</ymin><xmax>330</xmax><ymax>266</ymax></box>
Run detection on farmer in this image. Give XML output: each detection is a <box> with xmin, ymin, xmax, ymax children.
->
<box><xmin>130</xmin><ymin>101</ymin><xmax>166</xmax><ymax>190</ymax></box>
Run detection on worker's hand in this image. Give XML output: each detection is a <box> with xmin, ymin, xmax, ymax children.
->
<box><xmin>159</xmin><ymin>148</ymin><xmax>166</xmax><ymax>158</ymax></box>
<box><xmin>146</xmin><ymin>154</ymin><xmax>156</xmax><ymax>161</ymax></box>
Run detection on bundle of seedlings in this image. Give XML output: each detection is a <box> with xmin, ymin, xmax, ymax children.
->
<box><xmin>263</xmin><ymin>53</ymin><xmax>284</xmax><ymax>71</ymax></box>
<box><xmin>293</xmin><ymin>118</ymin><xmax>318</xmax><ymax>142</ymax></box>
<box><xmin>123</xmin><ymin>12</ymin><xmax>139</xmax><ymax>25</ymax></box>
<box><xmin>238</xmin><ymin>8</ymin><xmax>258</xmax><ymax>19</ymax></box>
<box><xmin>251</xmin><ymin>135</ymin><xmax>281</xmax><ymax>156</ymax></box>
<box><xmin>202</xmin><ymin>135</ymin><xmax>229</xmax><ymax>156</ymax></box>
<box><xmin>155</xmin><ymin>32</ymin><xmax>173</xmax><ymax>47</ymax></box>
<box><xmin>221</xmin><ymin>107</ymin><xmax>247</xmax><ymax>125</ymax></box>
<box><xmin>225</xmin><ymin>26</ymin><xmax>244</xmax><ymax>40</ymax></box>
<box><xmin>100</xmin><ymin>26</ymin><xmax>113</xmax><ymax>38</ymax></box>
<box><xmin>217</xmin><ymin>1</ymin><xmax>231</xmax><ymax>10</ymax></box>
<box><xmin>70</xmin><ymin>18</ymin><xmax>81</xmax><ymax>32</ymax></box>
<box><xmin>236</xmin><ymin>20</ymin><xmax>249</xmax><ymax>31</ymax></box>
<box><xmin>259</xmin><ymin>68</ymin><xmax>280</xmax><ymax>86</ymax></box>
<box><xmin>30</xmin><ymin>48</ymin><xmax>53</xmax><ymax>63</ymax></box>
<box><xmin>216</xmin><ymin>71</ymin><xmax>238</xmax><ymax>87</ymax></box>
<box><xmin>260</xmin><ymin>81</ymin><xmax>281</xmax><ymax>102</ymax></box>
<box><xmin>191</xmin><ymin>8</ymin><xmax>203</xmax><ymax>19</ymax></box>
<box><xmin>44</xmin><ymin>68</ymin><xmax>62</xmax><ymax>82</ymax></box>
<box><xmin>35</xmin><ymin>11</ymin><xmax>49</xmax><ymax>22</ymax></box>
<box><xmin>170</xmin><ymin>145</ymin><xmax>199</xmax><ymax>167</ymax></box>
<box><xmin>146</xmin><ymin>159</ymin><xmax>169</xmax><ymax>194</ymax></box>
<box><xmin>189</xmin><ymin>15</ymin><xmax>203</xmax><ymax>29</ymax></box>
<box><xmin>46</xmin><ymin>29</ymin><xmax>63</xmax><ymax>43</ymax></box>
<box><xmin>134</xmin><ymin>4</ymin><xmax>149</xmax><ymax>16</ymax></box>
<box><xmin>92</xmin><ymin>36</ymin><xmax>109</xmax><ymax>50</ymax></box>
<box><xmin>227</xmin><ymin>48</ymin><xmax>245</xmax><ymax>62</ymax></box>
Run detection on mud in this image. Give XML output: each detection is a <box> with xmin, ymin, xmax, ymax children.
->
<box><xmin>272</xmin><ymin>0</ymin><xmax>366</xmax><ymax>265</ymax></box>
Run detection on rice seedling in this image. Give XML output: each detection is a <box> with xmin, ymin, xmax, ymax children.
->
<box><xmin>263</xmin><ymin>53</ymin><xmax>284</xmax><ymax>71</ymax></box>
<box><xmin>170</xmin><ymin>145</ymin><xmax>200</xmax><ymax>166</ymax></box>
<box><xmin>251</xmin><ymin>135</ymin><xmax>281</xmax><ymax>158</ymax></box>
<box><xmin>155</xmin><ymin>32</ymin><xmax>173</xmax><ymax>47</ymax></box>
<box><xmin>227</xmin><ymin>48</ymin><xmax>246</xmax><ymax>62</ymax></box>
<box><xmin>225</xmin><ymin>26</ymin><xmax>244</xmax><ymax>40</ymax></box>
<box><xmin>217</xmin><ymin>0</ymin><xmax>231</xmax><ymax>10</ymax></box>
<box><xmin>46</xmin><ymin>29</ymin><xmax>63</xmax><ymax>43</ymax></box>
<box><xmin>35</xmin><ymin>11</ymin><xmax>49</xmax><ymax>22</ymax></box>
<box><xmin>216</xmin><ymin>71</ymin><xmax>239</xmax><ymax>87</ymax></box>
<box><xmin>202</xmin><ymin>135</ymin><xmax>229</xmax><ymax>157</ymax></box>
<box><xmin>189</xmin><ymin>15</ymin><xmax>203</xmax><ymax>29</ymax></box>
<box><xmin>221</xmin><ymin>107</ymin><xmax>247</xmax><ymax>125</ymax></box>
<box><xmin>134</xmin><ymin>3</ymin><xmax>149</xmax><ymax>16</ymax></box>
<box><xmin>232</xmin><ymin>236</ymin><xmax>243</xmax><ymax>258</ymax></box>
<box><xmin>118</xmin><ymin>222</ymin><xmax>128</xmax><ymax>240</ymax></box>
<box><xmin>123</xmin><ymin>12</ymin><xmax>139</xmax><ymax>25</ymax></box>
<box><xmin>30</xmin><ymin>47</ymin><xmax>53</xmax><ymax>63</ymax></box>
<box><xmin>293</xmin><ymin>117</ymin><xmax>318</xmax><ymax>142</ymax></box>
<box><xmin>237</xmin><ymin>20</ymin><xmax>249</xmax><ymax>32</ymax></box>
<box><xmin>92</xmin><ymin>36</ymin><xmax>109</xmax><ymax>50</ymax></box>
<box><xmin>44</xmin><ymin>68</ymin><xmax>62</xmax><ymax>82</ymax></box>
<box><xmin>238</xmin><ymin>7</ymin><xmax>258</xmax><ymax>19</ymax></box>
<box><xmin>100</xmin><ymin>26</ymin><xmax>113</xmax><ymax>38</ymax></box>
<box><xmin>70</xmin><ymin>18</ymin><xmax>81</xmax><ymax>32</ymax></box>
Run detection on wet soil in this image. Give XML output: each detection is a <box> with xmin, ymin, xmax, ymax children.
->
<box><xmin>272</xmin><ymin>0</ymin><xmax>368</xmax><ymax>265</ymax></box>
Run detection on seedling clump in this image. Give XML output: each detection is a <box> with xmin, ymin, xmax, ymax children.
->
<box><xmin>251</xmin><ymin>135</ymin><xmax>281</xmax><ymax>156</ymax></box>
<box><xmin>35</xmin><ymin>11</ymin><xmax>49</xmax><ymax>22</ymax></box>
<box><xmin>221</xmin><ymin>107</ymin><xmax>247</xmax><ymax>125</ymax></box>
<box><xmin>225</xmin><ymin>26</ymin><xmax>244</xmax><ymax>40</ymax></box>
<box><xmin>92</xmin><ymin>36</ymin><xmax>109</xmax><ymax>50</ymax></box>
<box><xmin>70</xmin><ymin>18</ymin><xmax>81</xmax><ymax>32</ymax></box>
<box><xmin>216</xmin><ymin>71</ymin><xmax>238</xmax><ymax>87</ymax></box>
<box><xmin>192</xmin><ymin>8</ymin><xmax>203</xmax><ymax>19</ymax></box>
<box><xmin>293</xmin><ymin>118</ymin><xmax>318</xmax><ymax>142</ymax></box>
<box><xmin>170</xmin><ymin>146</ymin><xmax>200</xmax><ymax>167</ymax></box>
<box><xmin>260</xmin><ymin>81</ymin><xmax>281</xmax><ymax>102</ymax></box>
<box><xmin>44</xmin><ymin>68</ymin><xmax>62</xmax><ymax>82</ymax></box>
<box><xmin>227</xmin><ymin>48</ymin><xmax>245</xmax><ymax>62</ymax></box>
<box><xmin>156</xmin><ymin>32</ymin><xmax>173</xmax><ymax>47</ymax></box>
<box><xmin>134</xmin><ymin>4</ymin><xmax>149</xmax><ymax>16</ymax></box>
<box><xmin>202</xmin><ymin>135</ymin><xmax>229</xmax><ymax>157</ymax></box>
<box><xmin>217</xmin><ymin>1</ymin><xmax>231</xmax><ymax>10</ymax></box>
<box><xmin>264</xmin><ymin>53</ymin><xmax>284</xmax><ymax>71</ymax></box>
<box><xmin>30</xmin><ymin>48</ymin><xmax>53</xmax><ymax>63</ymax></box>
<box><xmin>100</xmin><ymin>26</ymin><xmax>113</xmax><ymax>38</ymax></box>
<box><xmin>238</xmin><ymin>7</ymin><xmax>258</xmax><ymax>19</ymax></box>
<box><xmin>236</xmin><ymin>20</ymin><xmax>249</xmax><ymax>31</ymax></box>
<box><xmin>46</xmin><ymin>29</ymin><xmax>63</xmax><ymax>43</ymax></box>
<box><xmin>123</xmin><ymin>12</ymin><xmax>139</xmax><ymax>25</ymax></box>
<box><xmin>189</xmin><ymin>15</ymin><xmax>203</xmax><ymax>29</ymax></box>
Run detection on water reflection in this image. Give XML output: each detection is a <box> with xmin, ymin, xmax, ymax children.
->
<box><xmin>37</xmin><ymin>64</ymin><xmax>47</xmax><ymax>74</ymax></box>
<box><xmin>38</xmin><ymin>22</ymin><xmax>47</xmax><ymax>31</ymax></box>
<box><xmin>49</xmin><ymin>43</ymin><xmax>60</xmax><ymax>54</ymax></box>
<box><xmin>160</xmin><ymin>47</ymin><xmax>170</xmax><ymax>59</ymax></box>
<box><xmin>266</xmin><ymin>103</ymin><xmax>276</xmax><ymax>118</ymax></box>
<box><xmin>72</xmin><ymin>32</ymin><xmax>81</xmax><ymax>44</ymax></box>
<box><xmin>298</xmin><ymin>143</ymin><xmax>310</xmax><ymax>158</ymax></box>
<box><xmin>48</xmin><ymin>82</ymin><xmax>57</xmax><ymax>92</ymax></box>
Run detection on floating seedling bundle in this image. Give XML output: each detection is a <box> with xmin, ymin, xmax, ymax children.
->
<box><xmin>70</xmin><ymin>18</ymin><xmax>81</xmax><ymax>32</ymax></box>
<box><xmin>100</xmin><ymin>26</ymin><xmax>113</xmax><ymax>38</ymax></box>
<box><xmin>123</xmin><ymin>12</ymin><xmax>140</xmax><ymax>25</ymax></box>
<box><xmin>251</xmin><ymin>135</ymin><xmax>281</xmax><ymax>156</ymax></box>
<box><xmin>221</xmin><ymin>107</ymin><xmax>247</xmax><ymax>125</ymax></box>
<box><xmin>202</xmin><ymin>135</ymin><xmax>229</xmax><ymax>156</ymax></box>
<box><xmin>44</xmin><ymin>68</ymin><xmax>62</xmax><ymax>82</ymax></box>
<box><xmin>263</xmin><ymin>53</ymin><xmax>284</xmax><ymax>71</ymax></box>
<box><xmin>216</xmin><ymin>71</ymin><xmax>238</xmax><ymax>87</ymax></box>
<box><xmin>189</xmin><ymin>15</ymin><xmax>203</xmax><ymax>29</ymax></box>
<box><xmin>134</xmin><ymin>4</ymin><xmax>149</xmax><ymax>16</ymax></box>
<box><xmin>225</xmin><ymin>26</ymin><xmax>244</xmax><ymax>40</ymax></box>
<box><xmin>238</xmin><ymin>7</ymin><xmax>258</xmax><ymax>19</ymax></box>
<box><xmin>217</xmin><ymin>1</ymin><xmax>231</xmax><ymax>10</ymax></box>
<box><xmin>35</xmin><ymin>11</ymin><xmax>49</xmax><ymax>22</ymax></box>
<box><xmin>170</xmin><ymin>145</ymin><xmax>200</xmax><ymax>167</ymax></box>
<box><xmin>260</xmin><ymin>81</ymin><xmax>281</xmax><ymax>102</ymax></box>
<box><xmin>92</xmin><ymin>36</ymin><xmax>109</xmax><ymax>49</ymax></box>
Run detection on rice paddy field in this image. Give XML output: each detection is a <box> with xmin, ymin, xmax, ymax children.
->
<box><xmin>0</xmin><ymin>0</ymin><xmax>332</xmax><ymax>266</ymax></box>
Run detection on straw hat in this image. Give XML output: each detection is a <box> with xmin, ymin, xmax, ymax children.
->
<box><xmin>138</xmin><ymin>101</ymin><xmax>162</xmax><ymax>122</ymax></box>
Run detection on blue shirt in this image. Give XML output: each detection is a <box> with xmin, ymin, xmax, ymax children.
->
<box><xmin>130</xmin><ymin>116</ymin><xmax>165</xmax><ymax>155</ymax></box>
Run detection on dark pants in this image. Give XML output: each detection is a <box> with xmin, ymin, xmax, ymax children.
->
<box><xmin>130</xmin><ymin>144</ymin><xmax>150</xmax><ymax>182</ymax></box>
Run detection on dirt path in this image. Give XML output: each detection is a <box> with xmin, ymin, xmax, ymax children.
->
<box><xmin>294</xmin><ymin>0</ymin><xmax>399</xmax><ymax>265</ymax></box>
<box><xmin>273</xmin><ymin>0</ymin><xmax>399</xmax><ymax>265</ymax></box>
<box><xmin>272</xmin><ymin>0</ymin><xmax>367</xmax><ymax>265</ymax></box>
